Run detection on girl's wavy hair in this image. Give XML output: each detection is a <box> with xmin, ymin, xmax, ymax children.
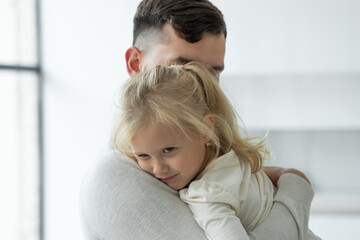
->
<box><xmin>112</xmin><ymin>62</ymin><xmax>269</xmax><ymax>173</ymax></box>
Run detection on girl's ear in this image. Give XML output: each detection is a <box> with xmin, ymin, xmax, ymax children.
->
<box><xmin>125</xmin><ymin>47</ymin><xmax>142</xmax><ymax>76</ymax></box>
<box><xmin>202</xmin><ymin>114</ymin><xmax>215</xmax><ymax>131</ymax></box>
<box><xmin>202</xmin><ymin>114</ymin><xmax>215</xmax><ymax>143</ymax></box>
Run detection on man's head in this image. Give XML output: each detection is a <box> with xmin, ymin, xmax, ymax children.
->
<box><xmin>126</xmin><ymin>0</ymin><xmax>227</xmax><ymax>78</ymax></box>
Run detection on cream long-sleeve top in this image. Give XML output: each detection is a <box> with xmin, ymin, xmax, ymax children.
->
<box><xmin>179</xmin><ymin>150</ymin><xmax>274</xmax><ymax>240</ymax></box>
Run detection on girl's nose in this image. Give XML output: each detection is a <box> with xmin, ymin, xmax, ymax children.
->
<box><xmin>153</xmin><ymin>159</ymin><xmax>169</xmax><ymax>176</ymax></box>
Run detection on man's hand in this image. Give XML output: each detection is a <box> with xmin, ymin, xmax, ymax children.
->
<box><xmin>263</xmin><ymin>166</ymin><xmax>311</xmax><ymax>187</ymax></box>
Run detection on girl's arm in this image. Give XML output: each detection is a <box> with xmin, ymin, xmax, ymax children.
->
<box><xmin>179</xmin><ymin>173</ymin><xmax>261</xmax><ymax>240</ymax></box>
<box><xmin>185</xmin><ymin>201</ymin><xmax>249</xmax><ymax>240</ymax></box>
<box><xmin>263</xmin><ymin>166</ymin><xmax>311</xmax><ymax>185</ymax></box>
<box><xmin>180</xmin><ymin>172</ymin><xmax>314</xmax><ymax>240</ymax></box>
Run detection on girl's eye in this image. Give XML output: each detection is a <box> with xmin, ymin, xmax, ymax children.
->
<box><xmin>136</xmin><ymin>154</ymin><xmax>149</xmax><ymax>160</ymax></box>
<box><xmin>163</xmin><ymin>147</ymin><xmax>176</xmax><ymax>153</ymax></box>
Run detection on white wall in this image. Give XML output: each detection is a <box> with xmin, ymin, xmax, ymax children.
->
<box><xmin>42</xmin><ymin>0</ymin><xmax>142</xmax><ymax>239</ymax></box>
<box><xmin>217</xmin><ymin>0</ymin><xmax>360</xmax><ymax>130</ymax></box>
<box><xmin>221</xmin><ymin>76</ymin><xmax>360</xmax><ymax>130</ymax></box>
<box><xmin>222</xmin><ymin>0</ymin><xmax>360</xmax><ymax>75</ymax></box>
<box><xmin>41</xmin><ymin>0</ymin><xmax>360</xmax><ymax>239</ymax></box>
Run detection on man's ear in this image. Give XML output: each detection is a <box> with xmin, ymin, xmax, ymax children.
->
<box><xmin>125</xmin><ymin>46</ymin><xmax>142</xmax><ymax>76</ymax></box>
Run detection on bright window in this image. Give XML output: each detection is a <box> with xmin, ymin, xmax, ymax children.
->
<box><xmin>0</xmin><ymin>0</ymin><xmax>41</xmax><ymax>239</ymax></box>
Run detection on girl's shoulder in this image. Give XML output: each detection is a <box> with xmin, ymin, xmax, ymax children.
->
<box><xmin>198</xmin><ymin>150</ymin><xmax>245</xmax><ymax>177</ymax></box>
<box><xmin>197</xmin><ymin>149</ymin><xmax>252</xmax><ymax>184</ymax></box>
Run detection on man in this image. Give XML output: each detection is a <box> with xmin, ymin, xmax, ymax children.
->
<box><xmin>81</xmin><ymin>1</ymin><xmax>314</xmax><ymax>239</ymax></box>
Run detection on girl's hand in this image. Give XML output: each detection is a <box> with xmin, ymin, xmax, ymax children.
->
<box><xmin>263</xmin><ymin>166</ymin><xmax>311</xmax><ymax>187</ymax></box>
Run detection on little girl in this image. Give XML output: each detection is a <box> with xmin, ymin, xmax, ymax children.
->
<box><xmin>112</xmin><ymin>62</ymin><xmax>320</xmax><ymax>240</ymax></box>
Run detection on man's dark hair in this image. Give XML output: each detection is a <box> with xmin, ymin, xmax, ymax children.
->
<box><xmin>133</xmin><ymin>0</ymin><xmax>227</xmax><ymax>50</ymax></box>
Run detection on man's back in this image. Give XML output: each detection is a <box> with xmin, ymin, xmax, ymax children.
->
<box><xmin>80</xmin><ymin>149</ymin><xmax>315</xmax><ymax>240</ymax></box>
<box><xmin>80</xmin><ymin>151</ymin><xmax>208</xmax><ymax>239</ymax></box>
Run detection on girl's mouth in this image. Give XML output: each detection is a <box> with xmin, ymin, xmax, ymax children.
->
<box><xmin>159</xmin><ymin>174</ymin><xmax>177</xmax><ymax>183</ymax></box>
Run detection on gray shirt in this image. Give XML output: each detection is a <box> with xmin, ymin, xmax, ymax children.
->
<box><xmin>80</xmin><ymin>151</ymin><xmax>314</xmax><ymax>240</ymax></box>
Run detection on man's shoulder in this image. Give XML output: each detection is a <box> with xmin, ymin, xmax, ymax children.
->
<box><xmin>80</xmin><ymin>150</ymin><xmax>207</xmax><ymax>240</ymax></box>
<box><xmin>81</xmin><ymin>149</ymin><xmax>142</xmax><ymax>192</ymax></box>
<box><xmin>95</xmin><ymin>150</ymin><xmax>138</xmax><ymax>173</ymax></box>
<box><xmin>80</xmin><ymin>149</ymin><xmax>175</xmax><ymax>197</ymax></box>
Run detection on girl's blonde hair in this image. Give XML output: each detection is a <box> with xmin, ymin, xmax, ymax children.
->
<box><xmin>112</xmin><ymin>62</ymin><xmax>270</xmax><ymax>173</ymax></box>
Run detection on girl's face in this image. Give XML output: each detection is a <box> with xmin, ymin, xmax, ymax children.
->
<box><xmin>130</xmin><ymin>121</ymin><xmax>208</xmax><ymax>190</ymax></box>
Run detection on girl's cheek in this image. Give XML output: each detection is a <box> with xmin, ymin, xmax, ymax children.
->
<box><xmin>138</xmin><ymin>161</ymin><xmax>152</xmax><ymax>174</ymax></box>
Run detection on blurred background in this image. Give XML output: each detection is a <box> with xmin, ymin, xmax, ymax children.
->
<box><xmin>0</xmin><ymin>0</ymin><xmax>359</xmax><ymax>239</ymax></box>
